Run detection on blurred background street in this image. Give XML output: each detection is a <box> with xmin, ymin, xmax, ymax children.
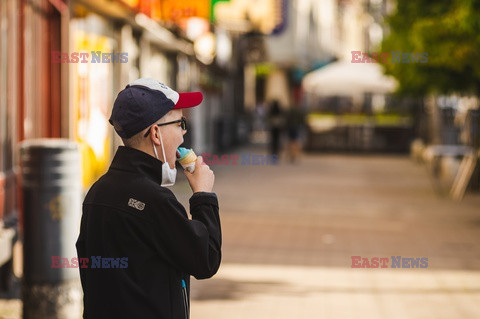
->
<box><xmin>1</xmin><ymin>0</ymin><xmax>480</xmax><ymax>318</ymax></box>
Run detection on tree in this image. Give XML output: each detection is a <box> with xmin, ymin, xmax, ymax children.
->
<box><xmin>381</xmin><ymin>0</ymin><xmax>480</xmax><ymax>95</ymax></box>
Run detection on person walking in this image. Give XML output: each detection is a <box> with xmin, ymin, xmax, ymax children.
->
<box><xmin>285</xmin><ymin>104</ymin><xmax>306</xmax><ymax>163</ymax></box>
<box><xmin>267</xmin><ymin>100</ymin><xmax>284</xmax><ymax>156</ymax></box>
<box><xmin>76</xmin><ymin>78</ymin><xmax>222</xmax><ymax>319</ymax></box>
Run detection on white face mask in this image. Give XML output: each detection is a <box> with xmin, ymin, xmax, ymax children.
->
<box><xmin>152</xmin><ymin>128</ymin><xmax>177</xmax><ymax>187</ymax></box>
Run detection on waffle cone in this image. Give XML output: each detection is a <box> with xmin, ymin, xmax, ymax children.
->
<box><xmin>178</xmin><ymin>150</ymin><xmax>197</xmax><ymax>165</ymax></box>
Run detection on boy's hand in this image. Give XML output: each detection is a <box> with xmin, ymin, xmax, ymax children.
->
<box><xmin>184</xmin><ymin>156</ymin><xmax>215</xmax><ymax>193</ymax></box>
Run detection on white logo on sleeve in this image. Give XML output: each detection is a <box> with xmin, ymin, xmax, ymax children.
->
<box><xmin>128</xmin><ymin>198</ymin><xmax>145</xmax><ymax>211</ymax></box>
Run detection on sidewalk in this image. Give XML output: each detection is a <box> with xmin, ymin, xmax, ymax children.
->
<box><xmin>1</xmin><ymin>144</ymin><xmax>480</xmax><ymax>318</ymax></box>
<box><xmin>180</xmin><ymin>145</ymin><xmax>480</xmax><ymax>319</ymax></box>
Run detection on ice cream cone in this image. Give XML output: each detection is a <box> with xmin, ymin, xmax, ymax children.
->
<box><xmin>177</xmin><ymin>147</ymin><xmax>197</xmax><ymax>173</ymax></box>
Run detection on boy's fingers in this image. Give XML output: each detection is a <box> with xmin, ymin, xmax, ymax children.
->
<box><xmin>197</xmin><ymin>156</ymin><xmax>207</xmax><ymax>165</ymax></box>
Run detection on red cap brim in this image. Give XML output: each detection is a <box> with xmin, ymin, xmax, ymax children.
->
<box><xmin>174</xmin><ymin>92</ymin><xmax>203</xmax><ymax>109</ymax></box>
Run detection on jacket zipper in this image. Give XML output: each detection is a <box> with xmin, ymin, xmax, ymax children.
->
<box><xmin>181</xmin><ymin>279</ymin><xmax>189</xmax><ymax>319</ymax></box>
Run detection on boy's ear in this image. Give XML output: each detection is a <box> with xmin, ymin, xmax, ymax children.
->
<box><xmin>151</xmin><ymin>126</ymin><xmax>162</xmax><ymax>145</ymax></box>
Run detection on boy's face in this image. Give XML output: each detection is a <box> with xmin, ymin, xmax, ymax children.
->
<box><xmin>155</xmin><ymin>109</ymin><xmax>186</xmax><ymax>167</ymax></box>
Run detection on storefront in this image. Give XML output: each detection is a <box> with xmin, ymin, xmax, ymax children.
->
<box><xmin>0</xmin><ymin>0</ymin><xmax>20</xmax><ymax>280</ymax></box>
<box><xmin>68</xmin><ymin>0</ymin><xmax>211</xmax><ymax>188</ymax></box>
<box><xmin>0</xmin><ymin>0</ymin><xmax>64</xmax><ymax>288</ymax></box>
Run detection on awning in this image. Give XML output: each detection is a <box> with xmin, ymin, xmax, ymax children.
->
<box><xmin>302</xmin><ymin>60</ymin><xmax>398</xmax><ymax>96</ymax></box>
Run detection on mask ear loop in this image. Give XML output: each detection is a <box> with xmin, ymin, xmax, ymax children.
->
<box><xmin>157</xmin><ymin>127</ymin><xmax>168</xmax><ymax>165</ymax></box>
<box><xmin>152</xmin><ymin>140</ymin><xmax>159</xmax><ymax>160</ymax></box>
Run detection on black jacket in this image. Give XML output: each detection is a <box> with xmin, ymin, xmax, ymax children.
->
<box><xmin>76</xmin><ymin>146</ymin><xmax>222</xmax><ymax>319</ymax></box>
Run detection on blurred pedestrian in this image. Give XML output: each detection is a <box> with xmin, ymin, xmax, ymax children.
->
<box><xmin>285</xmin><ymin>104</ymin><xmax>306</xmax><ymax>163</ymax></box>
<box><xmin>254</xmin><ymin>100</ymin><xmax>267</xmax><ymax>132</ymax></box>
<box><xmin>76</xmin><ymin>78</ymin><xmax>222</xmax><ymax>319</ymax></box>
<box><xmin>267</xmin><ymin>100</ymin><xmax>284</xmax><ymax>156</ymax></box>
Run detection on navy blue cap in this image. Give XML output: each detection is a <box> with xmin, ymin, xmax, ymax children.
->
<box><xmin>109</xmin><ymin>78</ymin><xmax>203</xmax><ymax>139</ymax></box>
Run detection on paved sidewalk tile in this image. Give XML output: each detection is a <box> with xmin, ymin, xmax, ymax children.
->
<box><xmin>191</xmin><ymin>263</ymin><xmax>480</xmax><ymax>319</ymax></box>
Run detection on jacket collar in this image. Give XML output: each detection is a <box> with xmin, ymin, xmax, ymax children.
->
<box><xmin>110</xmin><ymin>146</ymin><xmax>163</xmax><ymax>184</ymax></box>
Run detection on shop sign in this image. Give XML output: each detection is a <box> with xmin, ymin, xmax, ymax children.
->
<box><xmin>161</xmin><ymin>0</ymin><xmax>210</xmax><ymax>23</ymax></box>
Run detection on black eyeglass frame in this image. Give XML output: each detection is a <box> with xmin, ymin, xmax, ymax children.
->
<box><xmin>144</xmin><ymin>117</ymin><xmax>187</xmax><ymax>137</ymax></box>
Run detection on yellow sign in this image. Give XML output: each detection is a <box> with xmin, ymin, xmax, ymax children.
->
<box><xmin>71</xmin><ymin>30</ymin><xmax>112</xmax><ymax>188</ymax></box>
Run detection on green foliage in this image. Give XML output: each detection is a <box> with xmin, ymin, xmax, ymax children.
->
<box><xmin>381</xmin><ymin>0</ymin><xmax>480</xmax><ymax>95</ymax></box>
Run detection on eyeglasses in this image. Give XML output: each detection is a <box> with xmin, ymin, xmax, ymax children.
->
<box><xmin>144</xmin><ymin>117</ymin><xmax>187</xmax><ymax>137</ymax></box>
